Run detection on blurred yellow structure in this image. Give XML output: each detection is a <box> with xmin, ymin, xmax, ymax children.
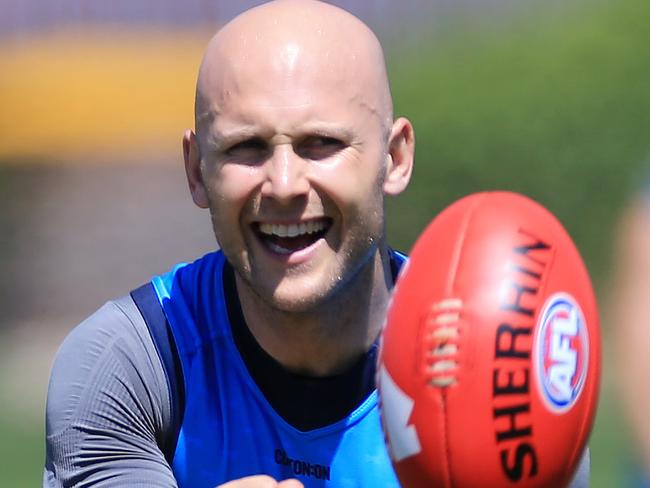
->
<box><xmin>0</xmin><ymin>26</ymin><xmax>212</xmax><ymax>162</ymax></box>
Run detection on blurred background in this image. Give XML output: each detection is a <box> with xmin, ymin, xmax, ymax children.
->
<box><xmin>1</xmin><ymin>0</ymin><xmax>648</xmax><ymax>485</ymax></box>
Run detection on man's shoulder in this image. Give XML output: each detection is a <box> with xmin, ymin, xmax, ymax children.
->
<box><xmin>50</xmin><ymin>296</ymin><xmax>156</xmax><ymax>391</ymax></box>
<box><xmin>46</xmin><ymin>294</ymin><xmax>171</xmax><ymax>435</ymax></box>
<box><xmin>44</xmin><ymin>295</ymin><xmax>178</xmax><ymax>486</ymax></box>
<box><xmin>63</xmin><ymin>295</ymin><xmax>149</xmax><ymax>351</ymax></box>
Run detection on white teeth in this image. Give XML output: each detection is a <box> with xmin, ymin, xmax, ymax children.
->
<box><xmin>310</xmin><ymin>220</ymin><xmax>326</xmax><ymax>234</ymax></box>
<box><xmin>258</xmin><ymin>220</ymin><xmax>327</xmax><ymax>237</ymax></box>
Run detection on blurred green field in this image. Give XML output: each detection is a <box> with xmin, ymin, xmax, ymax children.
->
<box><xmin>2</xmin><ymin>0</ymin><xmax>648</xmax><ymax>485</ymax></box>
<box><xmin>0</xmin><ymin>406</ymin><xmax>43</xmax><ymax>486</ymax></box>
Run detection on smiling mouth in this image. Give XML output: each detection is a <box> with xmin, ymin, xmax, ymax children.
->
<box><xmin>255</xmin><ymin>218</ymin><xmax>332</xmax><ymax>255</ymax></box>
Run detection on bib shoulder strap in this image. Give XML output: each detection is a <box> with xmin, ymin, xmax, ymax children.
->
<box><xmin>130</xmin><ymin>282</ymin><xmax>185</xmax><ymax>465</ymax></box>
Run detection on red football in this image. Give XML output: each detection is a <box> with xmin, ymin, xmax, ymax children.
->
<box><xmin>378</xmin><ymin>192</ymin><xmax>601</xmax><ymax>488</ymax></box>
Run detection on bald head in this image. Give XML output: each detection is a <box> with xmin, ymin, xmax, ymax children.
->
<box><xmin>194</xmin><ymin>0</ymin><xmax>393</xmax><ymax>146</ymax></box>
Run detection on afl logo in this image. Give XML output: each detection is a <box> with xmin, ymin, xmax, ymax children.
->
<box><xmin>535</xmin><ymin>293</ymin><xmax>589</xmax><ymax>413</ymax></box>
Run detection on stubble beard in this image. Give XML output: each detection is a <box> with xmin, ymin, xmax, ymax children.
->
<box><xmin>208</xmin><ymin>188</ymin><xmax>388</xmax><ymax>321</ymax></box>
<box><xmin>227</xmin><ymin>220</ymin><xmax>386</xmax><ymax>323</ymax></box>
<box><xmin>241</xmin><ymin>241</ymin><xmax>379</xmax><ymax>317</ymax></box>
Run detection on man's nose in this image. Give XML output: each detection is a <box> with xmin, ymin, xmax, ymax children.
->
<box><xmin>260</xmin><ymin>144</ymin><xmax>310</xmax><ymax>203</ymax></box>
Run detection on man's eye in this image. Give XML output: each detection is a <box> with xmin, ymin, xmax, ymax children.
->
<box><xmin>224</xmin><ymin>138</ymin><xmax>269</xmax><ymax>163</ymax></box>
<box><xmin>297</xmin><ymin>136</ymin><xmax>345</xmax><ymax>160</ymax></box>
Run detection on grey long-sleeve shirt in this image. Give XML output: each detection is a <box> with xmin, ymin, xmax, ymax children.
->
<box><xmin>44</xmin><ymin>295</ymin><xmax>178</xmax><ymax>487</ymax></box>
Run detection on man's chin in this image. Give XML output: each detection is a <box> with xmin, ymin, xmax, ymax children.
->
<box><xmin>245</xmin><ymin>276</ymin><xmax>343</xmax><ymax>315</ymax></box>
<box><xmin>264</xmin><ymin>288</ymin><xmax>333</xmax><ymax>314</ymax></box>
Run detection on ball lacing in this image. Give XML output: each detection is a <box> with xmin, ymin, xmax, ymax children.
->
<box><xmin>425</xmin><ymin>298</ymin><xmax>462</xmax><ymax>387</ymax></box>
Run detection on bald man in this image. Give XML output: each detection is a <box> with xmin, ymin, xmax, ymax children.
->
<box><xmin>44</xmin><ymin>1</ymin><xmax>589</xmax><ymax>487</ymax></box>
<box><xmin>45</xmin><ymin>1</ymin><xmax>412</xmax><ymax>486</ymax></box>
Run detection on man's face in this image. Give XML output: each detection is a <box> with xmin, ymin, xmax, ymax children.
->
<box><xmin>196</xmin><ymin>49</ymin><xmax>391</xmax><ymax>312</ymax></box>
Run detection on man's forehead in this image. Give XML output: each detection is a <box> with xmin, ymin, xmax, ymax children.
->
<box><xmin>202</xmin><ymin>94</ymin><xmax>363</xmax><ymax>141</ymax></box>
<box><xmin>200</xmin><ymin>26</ymin><xmax>368</xmax><ymax>102</ymax></box>
<box><xmin>201</xmin><ymin>54</ymin><xmax>360</xmax><ymax>109</ymax></box>
<box><xmin>207</xmin><ymin>116</ymin><xmax>358</xmax><ymax>145</ymax></box>
<box><xmin>195</xmin><ymin>0</ymin><xmax>392</xmax><ymax>136</ymax></box>
<box><xmin>197</xmin><ymin>43</ymin><xmax>378</xmax><ymax>130</ymax></box>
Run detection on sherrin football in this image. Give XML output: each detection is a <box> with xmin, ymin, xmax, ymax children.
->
<box><xmin>378</xmin><ymin>192</ymin><xmax>601</xmax><ymax>488</ymax></box>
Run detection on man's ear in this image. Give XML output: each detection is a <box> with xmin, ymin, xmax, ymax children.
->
<box><xmin>383</xmin><ymin>117</ymin><xmax>415</xmax><ymax>196</ymax></box>
<box><xmin>183</xmin><ymin>129</ymin><xmax>210</xmax><ymax>208</ymax></box>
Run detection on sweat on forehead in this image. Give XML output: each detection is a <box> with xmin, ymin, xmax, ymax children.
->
<box><xmin>194</xmin><ymin>0</ymin><xmax>392</xmax><ymax>131</ymax></box>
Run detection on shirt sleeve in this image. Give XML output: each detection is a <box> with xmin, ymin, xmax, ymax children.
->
<box><xmin>44</xmin><ymin>295</ymin><xmax>179</xmax><ymax>487</ymax></box>
<box><xmin>568</xmin><ymin>447</ymin><xmax>590</xmax><ymax>488</ymax></box>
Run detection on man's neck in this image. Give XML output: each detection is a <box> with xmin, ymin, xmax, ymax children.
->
<box><xmin>235</xmin><ymin>248</ymin><xmax>394</xmax><ymax>377</ymax></box>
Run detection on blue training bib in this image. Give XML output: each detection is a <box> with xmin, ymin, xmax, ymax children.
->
<box><xmin>151</xmin><ymin>251</ymin><xmax>404</xmax><ymax>487</ymax></box>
